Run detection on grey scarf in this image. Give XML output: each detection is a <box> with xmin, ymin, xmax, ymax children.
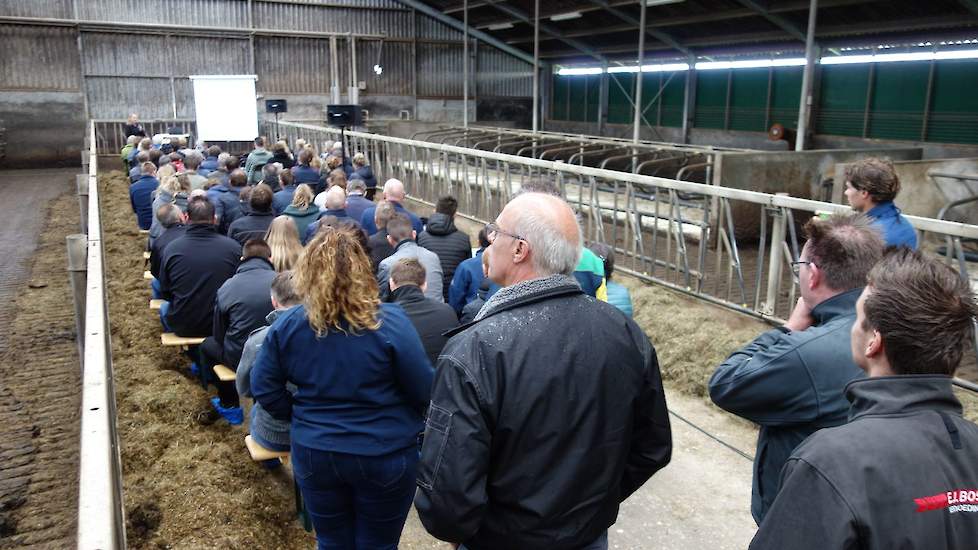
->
<box><xmin>474</xmin><ymin>273</ymin><xmax>580</xmax><ymax>321</ymax></box>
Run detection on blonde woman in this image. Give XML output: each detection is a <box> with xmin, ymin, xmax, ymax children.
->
<box><xmin>265</xmin><ymin>216</ymin><xmax>303</xmax><ymax>272</ymax></box>
<box><xmin>251</xmin><ymin>227</ymin><xmax>432</xmax><ymax>549</ymax></box>
<box><xmin>156</xmin><ymin>162</ymin><xmax>177</xmax><ymax>182</ymax></box>
<box><xmin>149</xmin><ymin>173</ymin><xmax>191</xmax><ymax>244</ymax></box>
<box><xmin>282</xmin><ymin>184</ymin><xmax>319</xmax><ymax>238</ymax></box>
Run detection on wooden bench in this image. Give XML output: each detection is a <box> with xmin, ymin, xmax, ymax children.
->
<box><xmin>213</xmin><ymin>364</ymin><xmax>236</xmax><ymax>383</ymax></box>
<box><xmin>143</xmin><ymin>270</ymin><xmax>154</xmax><ymax>280</ymax></box>
<box><xmin>139</xmin><ymin>229</ymin><xmax>149</xmax><ymax>235</ymax></box>
<box><xmin>245</xmin><ymin>435</ymin><xmax>290</xmax><ymax>462</ymax></box>
<box><xmin>160</xmin><ymin>333</ymin><xmax>205</xmax><ymax>347</ymax></box>
<box><xmin>149</xmin><ymin>299</ymin><xmax>163</xmax><ymax>310</ymax></box>
<box><xmin>143</xmin><ymin>251</ymin><xmax>150</xmax><ymax>260</ymax></box>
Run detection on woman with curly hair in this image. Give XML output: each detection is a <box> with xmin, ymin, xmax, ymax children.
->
<box><xmin>264</xmin><ymin>216</ymin><xmax>303</xmax><ymax>272</ymax></box>
<box><xmin>250</xmin><ymin>226</ymin><xmax>433</xmax><ymax>549</ymax></box>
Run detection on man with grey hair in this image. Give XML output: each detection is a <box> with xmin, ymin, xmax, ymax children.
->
<box><xmin>416</xmin><ymin>193</ymin><xmax>672</xmax><ymax>549</ymax></box>
<box><xmin>345</xmin><ymin>178</ymin><xmax>373</xmax><ymax>223</ymax></box>
<box><xmin>359</xmin><ymin>178</ymin><xmax>423</xmax><ymax>235</ymax></box>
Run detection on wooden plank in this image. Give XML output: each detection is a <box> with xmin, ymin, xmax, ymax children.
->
<box><xmin>213</xmin><ymin>364</ymin><xmax>236</xmax><ymax>382</ymax></box>
<box><xmin>160</xmin><ymin>333</ymin><xmax>205</xmax><ymax>346</ymax></box>
<box><xmin>245</xmin><ymin>435</ymin><xmax>290</xmax><ymax>462</ymax></box>
<box><xmin>149</xmin><ymin>299</ymin><xmax>162</xmax><ymax>310</ymax></box>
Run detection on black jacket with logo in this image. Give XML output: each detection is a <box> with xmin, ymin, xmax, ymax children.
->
<box><xmin>751</xmin><ymin>375</ymin><xmax>978</xmax><ymax>550</ymax></box>
<box><xmin>415</xmin><ymin>277</ymin><xmax>672</xmax><ymax>549</ymax></box>
<box><xmin>159</xmin><ymin>224</ymin><xmax>241</xmax><ymax>337</ymax></box>
<box><xmin>417</xmin><ymin>213</ymin><xmax>472</xmax><ymax>300</ymax></box>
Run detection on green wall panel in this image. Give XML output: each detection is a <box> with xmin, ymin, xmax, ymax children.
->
<box><xmin>607</xmin><ymin>73</ymin><xmax>635</xmax><ymax>125</ymax></box>
<box><xmin>770</xmin><ymin>67</ymin><xmax>802</xmax><ymax>129</ymax></box>
<box><xmin>868</xmin><ymin>62</ymin><xmax>929</xmax><ymax>141</ymax></box>
<box><xmin>568</xmin><ymin>77</ymin><xmax>588</xmax><ymax>122</ymax></box>
<box><xmin>552</xmin><ymin>75</ymin><xmax>569</xmax><ymax>120</ymax></box>
<box><xmin>928</xmin><ymin>60</ymin><xmax>978</xmax><ymax>144</ymax></box>
<box><xmin>694</xmin><ymin>70</ymin><xmax>728</xmax><ymax>129</ymax></box>
<box><xmin>729</xmin><ymin>68</ymin><xmax>769</xmax><ymax>132</ymax></box>
<box><xmin>816</xmin><ymin>64</ymin><xmax>870</xmax><ymax>137</ymax></box>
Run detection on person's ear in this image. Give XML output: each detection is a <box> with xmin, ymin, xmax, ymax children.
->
<box><xmin>411</xmin><ymin>230</ymin><xmax>417</xmax><ymax>240</ymax></box>
<box><xmin>420</xmin><ymin>281</ymin><xmax>428</xmax><ymax>293</ymax></box>
<box><xmin>512</xmin><ymin>239</ymin><xmax>530</xmax><ymax>264</ymax></box>
<box><xmin>866</xmin><ymin>330</ymin><xmax>884</xmax><ymax>359</ymax></box>
<box><xmin>807</xmin><ymin>262</ymin><xmax>821</xmax><ymax>290</ymax></box>
<box><xmin>387</xmin><ymin>235</ymin><xmax>396</xmax><ymax>248</ymax></box>
<box><xmin>388</xmin><ymin>278</ymin><xmax>396</xmax><ymax>291</ymax></box>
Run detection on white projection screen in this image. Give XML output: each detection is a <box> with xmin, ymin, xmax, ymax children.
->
<box><xmin>190</xmin><ymin>75</ymin><xmax>259</xmax><ymax>141</ymax></box>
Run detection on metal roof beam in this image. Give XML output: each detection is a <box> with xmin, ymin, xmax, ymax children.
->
<box><xmin>585</xmin><ymin>0</ymin><xmax>692</xmax><ymax>56</ymax></box>
<box><xmin>485</xmin><ymin>1</ymin><xmax>608</xmax><ymax>62</ymax></box>
<box><xmin>734</xmin><ymin>0</ymin><xmax>809</xmax><ymax>42</ymax></box>
<box><xmin>394</xmin><ymin>0</ymin><xmax>543</xmax><ymax>66</ymax></box>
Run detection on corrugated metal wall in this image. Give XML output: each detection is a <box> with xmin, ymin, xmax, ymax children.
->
<box><xmin>0</xmin><ymin>24</ymin><xmax>80</xmax><ymax>90</ymax></box>
<box><xmin>1</xmin><ymin>0</ymin><xmax>532</xmax><ymax>121</ymax></box>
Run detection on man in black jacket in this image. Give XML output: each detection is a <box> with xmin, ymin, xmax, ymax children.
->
<box><xmin>227</xmin><ymin>183</ymin><xmax>276</xmax><ymax>246</ymax></box>
<box><xmin>386</xmin><ymin>258</ymin><xmax>459</xmax><ymax>365</ymax></box>
<box><xmin>415</xmin><ymin>193</ymin><xmax>672</xmax><ymax>549</ymax></box>
<box><xmin>149</xmin><ymin>204</ymin><xmax>186</xmax><ymax>297</ymax></box>
<box><xmin>751</xmin><ymin>248</ymin><xmax>978</xmax><ymax>550</ymax></box>
<box><xmin>158</xmin><ymin>197</ymin><xmax>241</xmax><ymax>336</ymax></box>
<box><xmin>418</xmin><ymin>195</ymin><xmax>472</xmax><ymax>301</ymax></box>
<box><xmin>198</xmin><ymin>239</ymin><xmax>276</xmax><ymax>425</ymax></box>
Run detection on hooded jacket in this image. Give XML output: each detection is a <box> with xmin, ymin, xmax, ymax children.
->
<box><xmin>206</xmin><ymin>184</ymin><xmax>243</xmax><ymax>233</ymax></box>
<box><xmin>448</xmin><ymin>249</ymin><xmax>500</xmax><ymax>316</ymax></box>
<box><xmin>415</xmin><ymin>275</ymin><xmax>672</xmax><ymax>548</ymax></box>
<box><xmin>283</xmin><ymin>204</ymin><xmax>320</xmax><ymax>240</ymax></box>
<box><xmin>709</xmin><ymin>288</ymin><xmax>866</xmax><ymax>524</ymax></box>
<box><xmin>750</xmin><ymin>375</ymin><xmax>978</xmax><ymax>550</ymax></box>
<box><xmin>245</xmin><ymin>148</ymin><xmax>273</xmax><ymax>185</ymax></box>
<box><xmin>352</xmin><ymin>164</ymin><xmax>377</xmax><ymax>189</ymax></box>
<box><xmin>158</xmin><ymin>224</ymin><xmax>241</xmax><ymax>337</ymax></box>
<box><xmin>387</xmin><ymin>285</ymin><xmax>459</xmax><ymax>365</ymax></box>
<box><xmin>213</xmin><ymin>257</ymin><xmax>276</xmax><ymax>368</ymax></box>
<box><xmin>236</xmin><ymin>309</ymin><xmax>295</xmax><ymax>449</ymax></box>
<box><xmin>417</xmin><ymin>213</ymin><xmax>472</xmax><ymax>300</ymax></box>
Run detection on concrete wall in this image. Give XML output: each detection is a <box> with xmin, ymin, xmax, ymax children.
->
<box><xmin>812</xmin><ymin>135</ymin><xmax>978</xmax><ymax>161</ymax></box>
<box><xmin>0</xmin><ymin>91</ymin><xmax>86</xmax><ymax>168</ymax></box>
<box><xmin>477</xmin><ymin>97</ymin><xmax>532</xmax><ymax>130</ymax></box>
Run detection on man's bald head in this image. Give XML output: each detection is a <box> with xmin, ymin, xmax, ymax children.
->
<box><xmin>383</xmin><ymin>178</ymin><xmax>406</xmax><ymax>202</ymax></box>
<box><xmin>499</xmin><ymin>192</ymin><xmax>581</xmax><ymax>278</ymax></box>
<box><xmin>325</xmin><ymin>185</ymin><xmax>346</xmax><ymax>210</ymax></box>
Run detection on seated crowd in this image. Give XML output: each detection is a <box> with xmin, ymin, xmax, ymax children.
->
<box><xmin>123</xmin><ymin>123</ymin><xmax>974</xmax><ymax>550</ymax></box>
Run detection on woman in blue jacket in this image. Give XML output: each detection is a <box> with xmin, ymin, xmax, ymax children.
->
<box><xmin>251</xmin><ymin>226</ymin><xmax>434</xmax><ymax>549</ymax></box>
<box><xmin>843</xmin><ymin>157</ymin><xmax>918</xmax><ymax>249</ymax></box>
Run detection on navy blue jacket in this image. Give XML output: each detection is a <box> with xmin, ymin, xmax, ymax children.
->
<box><xmin>272</xmin><ymin>184</ymin><xmax>297</xmax><ymax>215</ymax></box>
<box><xmin>206</xmin><ymin>184</ymin><xmax>243</xmax><ymax>233</ymax></box>
<box><xmin>159</xmin><ymin>224</ymin><xmax>241</xmax><ymax>337</ymax></box>
<box><xmin>129</xmin><ymin>175</ymin><xmax>159</xmax><ymax>230</ymax></box>
<box><xmin>709</xmin><ymin>288</ymin><xmax>865</xmax><ymax>524</ymax></box>
<box><xmin>228</xmin><ymin>210</ymin><xmax>276</xmax><ymax>247</ymax></box>
<box><xmin>867</xmin><ymin>201</ymin><xmax>917</xmax><ymax>249</ymax></box>
<box><xmin>360</xmin><ymin>201</ymin><xmax>423</xmax><ymax>236</ymax></box>
<box><xmin>352</xmin><ymin>165</ymin><xmax>377</xmax><ymax>189</ymax></box>
<box><xmin>303</xmin><ymin>208</ymin><xmax>351</xmax><ymax>244</ymax></box>
<box><xmin>198</xmin><ymin>156</ymin><xmax>219</xmax><ymax>177</ymax></box>
<box><xmin>251</xmin><ymin>303</ymin><xmax>434</xmax><ymax>456</ymax></box>
<box><xmin>213</xmin><ymin>257</ymin><xmax>276</xmax><ymax>368</ymax></box>
<box><xmin>448</xmin><ymin>249</ymin><xmax>499</xmax><ymax>316</ymax></box>
<box><xmin>149</xmin><ymin>224</ymin><xmax>186</xmax><ymax>279</ymax></box>
<box><xmin>291</xmin><ymin>164</ymin><xmax>320</xmax><ymax>186</ymax></box>
<box><xmin>344</xmin><ymin>194</ymin><xmax>373</xmax><ymax>226</ymax></box>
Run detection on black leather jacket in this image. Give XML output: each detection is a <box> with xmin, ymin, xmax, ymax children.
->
<box><xmin>415</xmin><ymin>276</ymin><xmax>672</xmax><ymax>549</ymax></box>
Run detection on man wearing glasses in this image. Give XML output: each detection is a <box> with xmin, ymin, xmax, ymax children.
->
<box><xmin>416</xmin><ymin>192</ymin><xmax>672</xmax><ymax>550</ymax></box>
<box><xmin>709</xmin><ymin>213</ymin><xmax>884</xmax><ymax>526</ymax></box>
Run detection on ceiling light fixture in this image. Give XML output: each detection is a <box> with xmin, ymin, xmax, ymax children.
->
<box><xmin>487</xmin><ymin>22</ymin><xmax>514</xmax><ymax>30</ymax></box>
<box><xmin>646</xmin><ymin>0</ymin><xmax>686</xmax><ymax>5</ymax></box>
<box><xmin>550</xmin><ymin>11</ymin><xmax>583</xmax><ymax>21</ymax></box>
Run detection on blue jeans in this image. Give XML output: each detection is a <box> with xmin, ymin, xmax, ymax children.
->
<box><xmin>151</xmin><ymin>277</ymin><xmax>162</xmax><ymax>299</ymax></box>
<box><xmin>291</xmin><ymin>442</ymin><xmax>418</xmax><ymax>550</ymax></box>
<box><xmin>158</xmin><ymin>300</ymin><xmax>172</xmax><ymax>331</ymax></box>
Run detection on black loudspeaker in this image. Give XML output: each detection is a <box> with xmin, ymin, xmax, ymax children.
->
<box><xmin>327</xmin><ymin>104</ymin><xmax>362</xmax><ymax>127</ymax></box>
<box><xmin>265</xmin><ymin>99</ymin><xmax>288</xmax><ymax>114</ymax></box>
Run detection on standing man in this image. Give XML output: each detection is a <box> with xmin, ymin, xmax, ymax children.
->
<box><xmin>377</xmin><ymin>214</ymin><xmax>443</xmax><ymax>302</ymax></box>
<box><xmin>416</xmin><ymin>193</ymin><xmax>672</xmax><ymax>549</ymax></box>
<box><xmin>709</xmin><ymin>213</ymin><xmax>884</xmax><ymax>525</ymax></box>
<box><xmin>386</xmin><ymin>258</ymin><xmax>459</xmax><ymax>365</ymax></box>
<box><xmin>130</xmin><ymin>161</ymin><xmax>159</xmax><ymax>230</ymax></box>
<box><xmin>244</xmin><ymin>136</ymin><xmax>273</xmax><ymax>185</ymax></box>
<box><xmin>751</xmin><ymin>248</ymin><xmax>978</xmax><ymax>549</ymax></box>
<box><xmin>843</xmin><ymin>157</ymin><xmax>917</xmax><ymax>248</ymax></box>
<box><xmin>418</xmin><ymin>195</ymin><xmax>472</xmax><ymax>301</ymax></box>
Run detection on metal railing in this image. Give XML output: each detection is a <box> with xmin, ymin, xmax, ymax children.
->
<box><xmin>264</xmin><ymin>119</ymin><xmax>978</xmax><ymax>394</ymax></box>
<box><xmin>94</xmin><ymin>119</ymin><xmax>197</xmax><ymax>156</ymax></box>
<box><xmin>77</xmin><ymin>120</ymin><xmax>127</xmax><ymax>549</ymax></box>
